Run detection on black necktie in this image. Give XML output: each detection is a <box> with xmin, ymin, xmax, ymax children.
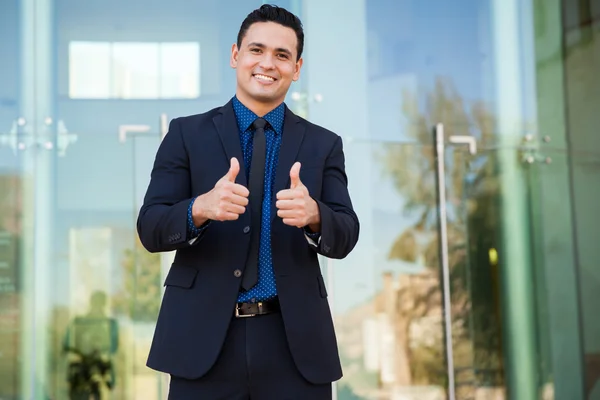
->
<box><xmin>241</xmin><ymin>117</ymin><xmax>267</xmax><ymax>291</ymax></box>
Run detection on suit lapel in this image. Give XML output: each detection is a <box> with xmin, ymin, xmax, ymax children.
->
<box><xmin>212</xmin><ymin>100</ymin><xmax>247</xmax><ymax>187</ymax></box>
<box><xmin>271</xmin><ymin>107</ymin><xmax>305</xmax><ymax>222</ymax></box>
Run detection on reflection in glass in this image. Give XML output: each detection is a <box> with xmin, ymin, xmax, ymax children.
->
<box><xmin>68</xmin><ymin>42</ymin><xmax>112</xmax><ymax>99</ymax></box>
<box><xmin>69</xmin><ymin>42</ymin><xmax>200</xmax><ymax>99</ymax></box>
<box><xmin>112</xmin><ymin>42</ymin><xmax>160</xmax><ymax>99</ymax></box>
<box><xmin>332</xmin><ymin>78</ymin><xmax>511</xmax><ymax>399</ymax></box>
<box><xmin>63</xmin><ymin>291</ymin><xmax>119</xmax><ymax>400</ymax></box>
<box><xmin>159</xmin><ymin>43</ymin><xmax>201</xmax><ymax>99</ymax></box>
<box><xmin>3</xmin><ymin>0</ymin><xmax>598</xmax><ymax>398</ymax></box>
<box><xmin>562</xmin><ymin>0</ymin><xmax>600</xmax><ymax>396</ymax></box>
<box><xmin>0</xmin><ymin>172</ymin><xmax>21</xmax><ymax>399</ymax></box>
<box><xmin>47</xmin><ymin>130</ymin><xmax>165</xmax><ymax>399</ymax></box>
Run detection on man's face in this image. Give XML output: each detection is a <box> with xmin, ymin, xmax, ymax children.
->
<box><xmin>230</xmin><ymin>21</ymin><xmax>302</xmax><ymax>111</ymax></box>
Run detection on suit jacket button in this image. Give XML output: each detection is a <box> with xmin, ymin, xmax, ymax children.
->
<box><xmin>234</xmin><ymin>269</ymin><xmax>242</xmax><ymax>278</ymax></box>
<box><xmin>243</xmin><ymin>226</ymin><xmax>250</xmax><ymax>234</ymax></box>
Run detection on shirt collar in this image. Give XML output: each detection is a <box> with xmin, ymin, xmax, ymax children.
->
<box><xmin>232</xmin><ymin>96</ymin><xmax>285</xmax><ymax>135</ymax></box>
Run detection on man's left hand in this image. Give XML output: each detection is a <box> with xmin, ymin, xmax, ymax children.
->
<box><xmin>276</xmin><ymin>162</ymin><xmax>321</xmax><ymax>231</ymax></box>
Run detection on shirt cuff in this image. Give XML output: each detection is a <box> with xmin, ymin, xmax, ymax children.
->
<box><xmin>187</xmin><ymin>197</ymin><xmax>210</xmax><ymax>244</ymax></box>
<box><xmin>304</xmin><ymin>228</ymin><xmax>321</xmax><ymax>247</ymax></box>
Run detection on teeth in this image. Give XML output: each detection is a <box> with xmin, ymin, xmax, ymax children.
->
<box><xmin>255</xmin><ymin>74</ymin><xmax>275</xmax><ymax>82</ymax></box>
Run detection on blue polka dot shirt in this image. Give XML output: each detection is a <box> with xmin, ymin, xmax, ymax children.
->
<box><xmin>187</xmin><ymin>96</ymin><xmax>284</xmax><ymax>302</ymax></box>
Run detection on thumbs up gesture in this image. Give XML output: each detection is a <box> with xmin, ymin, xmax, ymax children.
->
<box><xmin>276</xmin><ymin>162</ymin><xmax>321</xmax><ymax>230</ymax></box>
<box><xmin>192</xmin><ymin>157</ymin><xmax>250</xmax><ymax>224</ymax></box>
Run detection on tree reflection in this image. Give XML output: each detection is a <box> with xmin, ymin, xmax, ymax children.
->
<box><xmin>379</xmin><ymin>78</ymin><xmax>504</xmax><ymax>395</ymax></box>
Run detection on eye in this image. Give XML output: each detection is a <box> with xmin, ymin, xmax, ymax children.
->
<box><xmin>250</xmin><ymin>48</ymin><xmax>261</xmax><ymax>54</ymax></box>
<box><xmin>278</xmin><ymin>53</ymin><xmax>289</xmax><ymax>60</ymax></box>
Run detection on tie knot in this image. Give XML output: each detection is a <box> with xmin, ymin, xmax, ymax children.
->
<box><xmin>252</xmin><ymin>117</ymin><xmax>267</xmax><ymax>131</ymax></box>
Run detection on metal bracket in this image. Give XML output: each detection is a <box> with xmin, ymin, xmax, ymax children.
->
<box><xmin>0</xmin><ymin>118</ymin><xmax>77</xmax><ymax>156</ymax></box>
<box><xmin>519</xmin><ymin>134</ymin><xmax>552</xmax><ymax>165</ymax></box>
<box><xmin>0</xmin><ymin>121</ymin><xmax>20</xmax><ymax>153</ymax></box>
<box><xmin>56</xmin><ymin>119</ymin><xmax>78</xmax><ymax>157</ymax></box>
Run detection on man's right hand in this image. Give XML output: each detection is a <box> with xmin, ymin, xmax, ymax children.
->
<box><xmin>191</xmin><ymin>157</ymin><xmax>249</xmax><ymax>225</ymax></box>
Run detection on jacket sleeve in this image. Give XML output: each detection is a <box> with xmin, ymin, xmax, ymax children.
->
<box><xmin>310</xmin><ymin>136</ymin><xmax>360</xmax><ymax>259</ymax></box>
<box><xmin>136</xmin><ymin>118</ymin><xmax>206</xmax><ymax>253</ymax></box>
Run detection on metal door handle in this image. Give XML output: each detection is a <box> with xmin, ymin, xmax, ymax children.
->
<box><xmin>118</xmin><ymin>113</ymin><xmax>169</xmax><ymax>143</ymax></box>
<box><xmin>449</xmin><ymin>134</ymin><xmax>477</xmax><ymax>154</ymax></box>
<box><xmin>434</xmin><ymin>123</ymin><xmax>456</xmax><ymax>400</ymax></box>
<box><xmin>434</xmin><ymin>123</ymin><xmax>478</xmax><ymax>400</ymax></box>
<box><xmin>118</xmin><ymin>125</ymin><xmax>150</xmax><ymax>143</ymax></box>
<box><xmin>160</xmin><ymin>113</ymin><xmax>168</xmax><ymax>140</ymax></box>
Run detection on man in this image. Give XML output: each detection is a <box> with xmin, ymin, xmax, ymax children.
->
<box><xmin>137</xmin><ymin>4</ymin><xmax>359</xmax><ymax>399</ymax></box>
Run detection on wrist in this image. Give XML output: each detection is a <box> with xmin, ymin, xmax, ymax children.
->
<box><xmin>192</xmin><ymin>195</ymin><xmax>209</xmax><ymax>227</ymax></box>
<box><xmin>307</xmin><ymin>198</ymin><xmax>321</xmax><ymax>232</ymax></box>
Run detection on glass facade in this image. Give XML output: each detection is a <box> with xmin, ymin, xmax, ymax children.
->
<box><xmin>0</xmin><ymin>0</ymin><xmax>598</xmax><ymax>399</ymax></box>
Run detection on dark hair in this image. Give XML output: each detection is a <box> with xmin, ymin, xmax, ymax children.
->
<box><xmin>237</xmin><ymin>4</ymin><xmax>304</xmax><ymax>61</ymax></box>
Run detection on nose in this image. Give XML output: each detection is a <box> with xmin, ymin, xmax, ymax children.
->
<box><xmin>259</xmin><ymin>53</ymin><xmax>275</xmax><ymax>70</ymax></box>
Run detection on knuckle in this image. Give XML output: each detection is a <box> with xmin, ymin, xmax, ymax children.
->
<box><xmin>219</xmin><ymin>192</ymin><xmax>230</xmax><ymax>202</ymax></box>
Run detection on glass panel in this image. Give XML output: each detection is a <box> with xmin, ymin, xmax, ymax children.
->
<box><xmin>525</xmin><ymin>145</ymin><xmax>599</xmax><ymax>400</ymax></box>
<box><xmin>0</xmin><ymin>134</ymin><xmax>24</xmax><ymax>398</ymax></box>
<box><xmin>50</xmin><ymin>131</ymin><xmax>163</xmax><ymax>399</ymax></box>
<box><xmin>4</xmin><ymin>0</ymin><xmax>597</xmax><ymax>398</ymax></box>
<box><xmin>562</xmin><ymin>0</ymin><xmax>600</xmax><ymax>396</ymax></box>
<box><xmin>69</xmin><ymin>41</ymin><xmax>201</xmax><ymax>99</ymax></box>
<box><xmin>326</xmin><ymin>140</ymin><xmax>449</xmax><ymax>399</ymax></box>
<box><xmin>49</xmin><ymin>1</ymin><xmax>263</xmax><ymax>399</ymax></box>
<box><xmin>0</xmin><ymin>1</ymin><xmax>27</xmax><ymax>398</ymax></box>
<box><xmin>299</xmin><ymin>0</ymin><xmax>589</xmax><ymax>398</ymax></box>
<box><xmin>0</xmin><ymin>168</ymin><xmax>22</xmax><ymax>400</ymax></box>
<box><xmin>158</xmin><ymin>42</ymin><xmax>201</xmax><ymax>99</ymax></box>
<box><xmin>69</xmin><ymin>42</ymin><xmax>112</xmax><ymax>99</ymax></box>
<box><xmin>112</xmin><ymin>42</ymin><xmax>161</xmax><ymax>99</ymax></box>
<box><xmin>446</xmin><ymin>143</ymin><xmax>506</xmax><ymax>400</ymax></box>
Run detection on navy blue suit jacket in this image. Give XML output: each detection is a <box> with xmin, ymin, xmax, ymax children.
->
<box><xmin>137</xmin><ymin>100</ymin><xmax>360</xmax><ymax>384</ymax></box>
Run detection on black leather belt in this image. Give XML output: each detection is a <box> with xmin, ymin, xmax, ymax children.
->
<box><xmin>235</xmin><ymin>297</ymin><xmax>280</xmax><ymax>318</ymax></box>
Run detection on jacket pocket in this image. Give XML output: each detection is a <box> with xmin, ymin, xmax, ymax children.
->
<box><xmin>317</xmin><ymin>274</ymin><xmax>328</xmax><ymax>298</ymax></box>
<box><xmin>163</xmin><ymin>265</ymin><xmax>198</xmax><ymax>289</ymax></box>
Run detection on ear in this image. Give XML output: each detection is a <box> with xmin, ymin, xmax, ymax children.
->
<box><xmin>292</xmin><ymin>57</ymin><xmax>303</xmax><ymax>81</ymax></box>
<box><xmin>230</xmin><ymin>43</ymin><xmax>239</xmax><ymax>68</ymax></box>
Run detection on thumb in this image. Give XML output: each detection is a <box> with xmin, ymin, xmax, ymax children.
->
<box><xmin>225</xmin><ymin>157</ymin><xmax>240</xmax><ymax>182</ymax></box>
<box><xmin>290</xmin><ymin>162</ymin><xmax>301</xmax><ymax>189</ymax></box>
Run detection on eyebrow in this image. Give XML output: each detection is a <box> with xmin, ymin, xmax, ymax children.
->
<box><xmin>247</xmin><ymin>42</ymin><xmax>293</xmax><ymax>57</ymax></box>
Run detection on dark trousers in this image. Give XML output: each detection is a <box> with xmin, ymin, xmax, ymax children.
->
<box><xmin>168</xmin><ymin>311</ymin><xmax>332</xmax><ymax>400</ymax></box>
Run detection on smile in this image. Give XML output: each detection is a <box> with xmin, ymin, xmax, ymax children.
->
<box><xmin>253</xmin><ymin>74</ymin><xmax>276</xmax><ymax>83</ymax></box>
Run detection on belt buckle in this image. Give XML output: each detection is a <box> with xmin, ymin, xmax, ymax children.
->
<box><xmin>235</xmin><ymin>304</ymin><xmax>255</xmax><ymax>318</ymax></box>
<box><xmin>235</xmin><ymin>301</ymin><xmax>263</xmax><ymax>318</ymax></box>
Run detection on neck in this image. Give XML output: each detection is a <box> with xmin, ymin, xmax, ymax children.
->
<box><xmin>235</xmin><ymin>91</ymin><xmax>283</xmax><ymax>117</ymax></box>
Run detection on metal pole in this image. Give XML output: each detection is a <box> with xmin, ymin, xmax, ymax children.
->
<box><xmin>434</xmin><ymin>123</ymin><xmax>456</xmax><ymax>400</ymax></box>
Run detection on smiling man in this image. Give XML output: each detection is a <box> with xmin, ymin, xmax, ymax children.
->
<box><xmin>137</xmin><ymin>5</ymin><xmax>359</xmax><ymax>399</ymax></box>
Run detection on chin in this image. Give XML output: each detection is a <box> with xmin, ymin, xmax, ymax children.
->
<box><xmin>250</xmin><ymin>91</ymin><xmax>283</xmax><ymax>104</ymax></box>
